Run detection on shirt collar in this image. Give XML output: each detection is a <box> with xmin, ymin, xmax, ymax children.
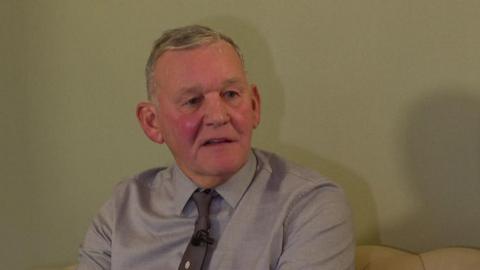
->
<box><xmin>172</xmin><ymin>150</ymin><xmax>258</xmax><ymax>215</ymax></box>
<box><xmin>215</xmin><ymin>150</ymin><xmax>257</xmax><ymax>209</ymax></box>
<box><xmin>172</xmin><ymin>165</ymin><xmax>199</xmax><ymax>216</ymax></box>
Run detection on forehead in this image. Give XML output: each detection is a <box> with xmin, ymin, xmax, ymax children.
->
<box><xmin>152</xmin><ymin>41</ymin><xmax>246</xmax><ymax>92</ymax></box>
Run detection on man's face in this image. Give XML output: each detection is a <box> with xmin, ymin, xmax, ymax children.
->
<box><xmin>143</xmin><ymin>40</ymin><xmax>260</xmax><ymax>187</ymax></box>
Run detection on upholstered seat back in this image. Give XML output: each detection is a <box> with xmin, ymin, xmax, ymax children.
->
<box><xmin>421</xmin><ymin>247</ymin><xmax>480</xmax><ymax>270</ymax></box>
<box><xmin>356</xmin><ymin>245</ymin><xmax>480</xmax><ymax>270</ymax></box>
<box><xmin>37</xmin><ymin>245</ymin><xmax>480</xmax><ymax>270</ymax></box>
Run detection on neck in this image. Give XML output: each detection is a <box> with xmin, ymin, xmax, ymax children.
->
<box><xmin>189</xmin><ymin>174</ymin><xmax>231</xmax><ymax>189</ymax></box>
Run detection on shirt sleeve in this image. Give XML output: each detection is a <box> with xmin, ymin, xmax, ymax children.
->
<box><xmin>77</xmin><ymin>198</ymin><xmax>114</xmax><ymax>270</ymax></box>
<box><xmin>275</xmin><ymin>184</ymin><xmax>355</xmax><ymax>270</ymax></box>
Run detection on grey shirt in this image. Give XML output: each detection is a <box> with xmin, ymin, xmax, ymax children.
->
<box><xmin>78</xmin><ymin>149</ymin><xmax>355</xmax><ymax>270</ymax></box>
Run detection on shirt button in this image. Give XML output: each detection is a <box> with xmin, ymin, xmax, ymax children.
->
<box><xmin>185</xmin><ymin>261</ymin><xmax>191</xmax><ymax>269</ymax></box>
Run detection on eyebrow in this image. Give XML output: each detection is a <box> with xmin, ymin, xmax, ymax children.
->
<box><xmin>175</xmin><ymin>77</ymin><xmax>245</xmax><ymax>100</ymax></box>
<box><xmin>221</xmin><ymin>77</ymin><xmax>245</xmax><ymax>91</ymax></box>
<box><xmin>178</xmin><ymin>85</ymin><xmax>203</xmax><ymax>96</ymax></box>
<box><xmin>172</xmin><ymin>85</ymin><xmax>203</xmax><ymax>104</ymax></box>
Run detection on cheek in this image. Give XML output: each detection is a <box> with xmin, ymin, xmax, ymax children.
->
<box><xmin>174</xmin><ymin>114</ymin><xmax>202</xmax><ymax>142</ymax></box>
<box><xmin>231</xmin><ymin>106</ymin><xmax>256</xmax><ymax>133</ymax></box>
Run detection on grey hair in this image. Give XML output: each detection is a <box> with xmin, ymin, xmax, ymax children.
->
<box><xmin>145</xmin><ymin>25</ymin><xmax>244</xmax><ymax>99</ymax></box>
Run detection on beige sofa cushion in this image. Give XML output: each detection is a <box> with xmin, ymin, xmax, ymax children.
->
<box><xmin>357</xmin><ymin>245</ymin><xmax>480</xmax><ymax>270</ymax></box>
<box><xmin>421</xmin><ymin>247</ymin><xmax>480</xmax><ymax>269</ymax></box>
<box><xmin>356</xmin><ymin>245</ymin><xmax>423</xmax><ymax>270</ymax></box>
<box><xmin>39</xmin><ymin>245</ymin><xmax>480</xmax><ymax>270</ymax></box>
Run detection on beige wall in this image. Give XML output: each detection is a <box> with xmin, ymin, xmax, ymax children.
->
<box><xmin>2</xmin><ymin>1</ymin><xmax>480</xmax><ymax>269</ymax></box>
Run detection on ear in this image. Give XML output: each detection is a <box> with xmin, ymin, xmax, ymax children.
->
<box><xmin>136</xmin><ymin>101</ymin><xmax>165</xmax><ymax>144</ymax></box>
<box><xmin>250</xmin><ymin>84</ymin><xmax>261</xmax><ymax>128</ymax></box>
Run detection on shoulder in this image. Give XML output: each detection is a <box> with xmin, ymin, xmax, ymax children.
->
<box><xmin>110</xmin><ymin>166</ymin><xmax>171</xmax><ymax>200</ymax></box>
<box><xmin>253</xmin><ymin>148</ymin><xmax>350</xmax><ymax>218</ymax></box>
<box><xmin>253</xmin><ymin>148</ymin><xmax>339</xmax><ymax>190</ymax></box>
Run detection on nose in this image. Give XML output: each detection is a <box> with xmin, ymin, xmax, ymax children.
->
<box><xmin>204</xmin><ymin>95</ymin><xmax>229</xmax><ymax>127</ymax></box>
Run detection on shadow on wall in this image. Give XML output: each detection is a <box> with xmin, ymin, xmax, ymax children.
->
<box><xmin>198</xmin><ymin>16</ymin><xmax>380</xmax><ymax>245</ymax></box>
<box><xmin>386</xmin><ymin>89</ymin><xmax>480</xmax><ymax>252</ymax></box>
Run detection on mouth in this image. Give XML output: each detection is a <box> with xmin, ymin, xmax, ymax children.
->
<box><xmin>202</xmin><ymin>138</ymin><xmax>234</xmax><ymax>146</ymax></box>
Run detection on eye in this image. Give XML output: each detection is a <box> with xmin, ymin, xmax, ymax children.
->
<box><xmin>223</xmin><ymin>90</ymin><xmax>239</xmax><ymax>100</ymax></box>
<box><xmin>183</xmin><ymin>96</ymin><xmax>203</xmax><ymax>107</ymax></box>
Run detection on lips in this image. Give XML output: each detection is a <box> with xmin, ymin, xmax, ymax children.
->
<box><xmin>202</xmin><ymin>138</ymin><xmax>233</xmax><ymax>146</ymax></box>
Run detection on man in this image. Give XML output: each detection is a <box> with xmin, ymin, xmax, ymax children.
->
<box><xmin>78</xmin><ymin>25</ymin><xmax>354</xmax><ymax>270</ymax></box>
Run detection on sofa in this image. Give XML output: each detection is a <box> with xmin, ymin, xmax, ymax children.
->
<box><xmin>38</xmin><ymin>245</ymin><xmax>480</xmax><ymax>269</ymax></box>
<box><xmin>356</xmin><ymin>245</ymin><xmax>480</xmax><ymax>270</ymax></box>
